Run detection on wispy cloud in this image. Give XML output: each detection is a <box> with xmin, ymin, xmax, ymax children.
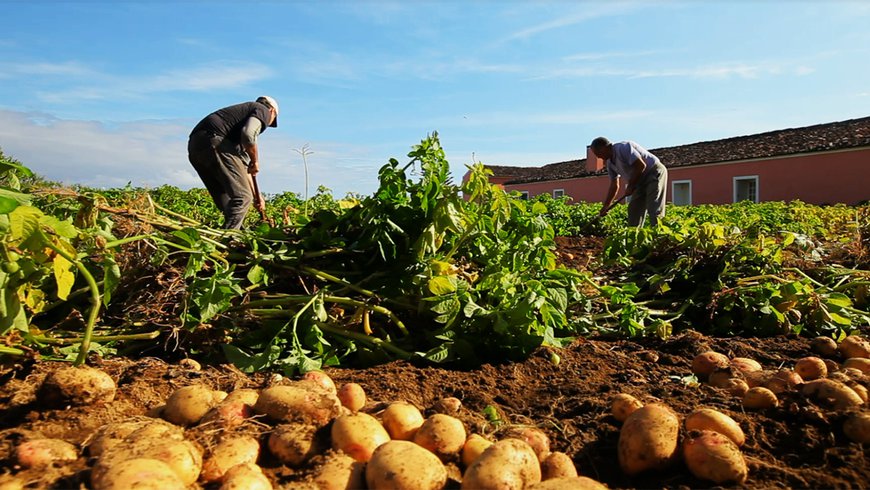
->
<box><xmin>529</xmin><ymin>61</ymin><xmax>815</xmax><ymax>81</ymax></box>
<box><xmin>499</xmin><ymin>3</ymin><xmax>642</xmax><ymax>43</ymax></box>
<box><xmin>0</xmin><ymin>60</ymin><xmax>96</xmax><ymax>79</ymax></box>
<box><xmin>562</xmin><ymin>49</ymin><xmax>672</xmax><ymax>62</ymax></box>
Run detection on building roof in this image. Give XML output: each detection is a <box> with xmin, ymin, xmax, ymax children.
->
<box><xmin>495</xmin><ymin>116</ymin><xmax>870</xmax><ymax>185</ymax></box>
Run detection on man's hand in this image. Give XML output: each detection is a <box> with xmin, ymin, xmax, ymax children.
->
<box><xmin>248</xmin><ymin>161</ymin><xmax>260</xmax><ymax>176</ymax></box>
<box><xmin>253</xmin><ymin>193</ymin><xmax>266</xmax><ymax>213</ymax></box>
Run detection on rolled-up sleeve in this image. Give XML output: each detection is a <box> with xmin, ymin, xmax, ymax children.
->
<box><xmin>240</xmin><ymin>117</ymin><xmax>263</xmax><ymax>147</ymax></box>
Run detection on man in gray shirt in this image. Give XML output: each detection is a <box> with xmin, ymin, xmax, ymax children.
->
<box><xmin>590</xmin><ymin>136</ymin><xmax>668</xmax><ymax>227</ymax></box>
<box><xmin>188</xmin><ymin>96</ymin><xmax>279</xmax><ymax>229</ymax></box>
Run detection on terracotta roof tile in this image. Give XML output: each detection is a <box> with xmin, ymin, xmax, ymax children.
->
<box><xmin>497</xmin><ymin>116</ymin><xmax>870</xmax><ymax>185</ymax></box>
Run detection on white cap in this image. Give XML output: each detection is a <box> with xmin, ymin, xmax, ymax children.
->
<box><xmin>257</xmin><ymin>96</ymin><xmax>279</xmax><ymax>127</ymax></box>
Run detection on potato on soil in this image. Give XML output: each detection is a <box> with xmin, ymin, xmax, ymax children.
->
<box><xmin>462</xmin><ymin>434</ymin><xmax>494</xmax><ymax>468</ymax></box>
<box><xmin>200</xmin><ymin>389</ymin><xmax>259</xmax><ymax>428</ymax></box>
<box><xmin>811</xmin><ymin>336</ymin><xmax>839</xmax><ymax>357</ymax></box>
<box><xmin>683</xmin><ymin>430</ymin><xmax>748</xmax><ymax>484</ymax></box>
<box><xmin>461</xmin><ymin>438</ymin><xmax>541</xmax><ymax>490</ymax></box>
<box><xmin>91</xmin><ymin>457</ymin><xmax>186</xmax><ymax>490</ymax></box>
<box><xmin>721</xmin><ymin>378</ymin><xmax>750</xmax><ymax>397</ymax></box>
<box><xmin>382</xmin><ymin>401</ymin><xmax>425</xmax><ymax>440</ymax></box>
<box><xmin>730</xmin><ymin>357</ymin><xmax>762</xmax><ymax>374</ymax></box>
<box><xmin>843</xmin><ymin>357</ymin><xmax>870</xmax><ymax>375</ymax></box>
<box><xmin>801</xmin><ymin>379</ymin><xmax>864</xmax><ymax>410</ymax></box>
<box><xmin>162</xmin><ymin>384</ymin><xmax>223</xmax><ymax>426</ymax></box>
<box><xmin>337</xmin><ymin>383</ymin><xmax>366</xmax><ymax>412</ymax></box>
<box><xmin>843</xmin><ymin>412</ymin><xmax>870</xmax><ymax>443</ymax></box>
<box><xmin>0</xmin><ymin>475</ymin><xmax>25</xmax><ymax>490</ymax></box>
<box><xmin>763</xmin><ymin>369</ymin><xmax>802</xmax><ymax>394</ymax></box>
<box><xmin>413</xmin><ymin>413</ymin><xmax>467</xmax><ymax>460</ymax></box>
<box><xmin>311</xmin><ymin>451</ymin><xmax>366</xmax><ymax>490</ymax></box>
<box><xmin>540</xmin><ymin>451</ymin><xmax>578</xmax><ymax>480</ymax></box>
<box><xmin>617</xmin><ymin>403</ymin><xmax>680</xmax><ymax>475</ymax></box>
<box><xmin>503</xmin><ymin>426</ymin><xmax>550</xmax><ymax>461</ymax></box>
<box><xmin>331</xmin><ymin>412</ymin><xmax>391</xmax><ymax>463</ymax></box>
<box><xmin>37</xmin><ymin>365</ymin><xmax>116</xmax><ymax>407</ymax></box>
<box><xmin>744</xmin><ymin>370</ymin><xmax>769</xmax><ymax>388</ymax></box>
<box><xmin>692</xmin><ymin>351</ymin><xmax>730</xmax><ymax>378</ymax></box>
<box><xmin>88</xmin><ymin>420</ymin><xmax>157</xmax><ymax>457</ymax></box>
<box><xmin>268</xmin><ymin>423</ymin><xmax>323</xmax><ymax>466</ymax></box>
<box><xmin>302</xmin><ymin>370</ymin><xmax>337</xmax><ymax>394</ymax></box>
<box><xmin>431</xmin><ymin>397</ymin><xmax>462</xmax><ymax>415</ymax></box>
<box><xmin>685</xmin><ymin>408</ymin><xmax>745</xmax><ymax>447</ymax></box>
<box><xmin>365</xmin><ymin>440</ymin><xmax>448</xmax><ymax>490</ymax></box>
<box><xmin>743</xmin><ymin>387</ymin><xmax>778</xmax><ymax>409</ymax></box>
<box><xmin>92</xmin><ymin>437</ymin><xmax>203</xmax><ymax>486</ymax></box>
<box><xmin>527</xmin><ymin>476</ymin><xmax>608</xmax><ymax>490</ymax></box>
<box><xmin>255</xmin><ymin>383</ymin><xmax>342</xmax><ymax>427</ymax></box>
<box><xmin>839</xmin><ymin>335</ymin><xmax>870</xmax><ymax>359</ymax></box>
<box><xmin>795</xmin><ymin>357</ymin><xmax>827</xmax><ymax>381</ymax></box>
<box><xmin>219</xmin><ymin>463</ymin><xmax>273</xmax><ymax>490</ymax></box>
<box><xmin>15</xmin><ymin>438</ymin><xmax>78</xmax><ymax>468</ymax></box>
<box><xmin>847</xmin><ymin>383</ymin><xmax>868</xmax><ymax>403</ymax></box>
<box><xmin>201</xmin><ymin>435</ymin><xmax>261</xmax><ymax>483</ymax></box>
<box><xmin>611</xmin><ymin>393</ymin><xmax>643</xmax><ymax>422</ymax></box>
<box><xmin>707</xmin><ymin>369</ymin><xmax>737</xmax><ymax>388</ymax></box>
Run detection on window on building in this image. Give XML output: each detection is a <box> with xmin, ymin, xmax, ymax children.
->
<box><xmin>733</xmin><ymin>176</ymin><xmax>759</xmax><ymax>203</ymax></box>
<box><xmin>518</xmin><ymin>191</ymin><xmax>529</xmax><ymax>200</ymax></box>
<box><xmin>553</xmin><ymin>189</ymin><xmax>565</xmax><ymax>198</ymax></box>
<box><xmin>671</xmin><ymin>180</ymin><xmax>692</xmax><ymax>206</ymax></box>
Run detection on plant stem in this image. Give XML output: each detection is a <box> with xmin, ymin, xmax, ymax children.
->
<box><xmin>32</xmin><ymin>330</ymin><xmax>161</xmax><ymax>345</ymax></box>
<box><xmin>0</xmin><ymin>346</ymin><xmax>25</xmax><ymax>355</ymax></box>
<box><xmin>316</xmin><ymin>322</ymin><xmax>412</xmax><ymax>359</ymax></box>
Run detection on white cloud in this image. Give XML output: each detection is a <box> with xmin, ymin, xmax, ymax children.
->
<box><xmin>529</xmin><ymin>61</ymin><xmax>815</xmax><ymax>81</ymax></box>
<box><xmin>499</xmin><ymin>3</ymin><xmax>642</xmax><ymax>43</ymax></box>
<box><xmin>0</xmin><ymin>60</ymin><xmax>95</xmax><ymax>79</ymax></box>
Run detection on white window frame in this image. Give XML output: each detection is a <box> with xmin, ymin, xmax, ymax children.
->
<box><xmin>552</xmin><ymin>189</ymin><xmax>565</xmax><ymax>198</ymax></box>
<box><xmin>732</xmin><ymin>175</ymin><xmax>759</xmax><ymax>203</ymax></box>
<box><xmin>518</xmin><ymin>190</ymin><xmax>529</xmax><ymax>200</ymax></box>
<box><xmin>671</xmin><ymin>180</ymin><xmax>692</xmax><ymax>206</ymax></box>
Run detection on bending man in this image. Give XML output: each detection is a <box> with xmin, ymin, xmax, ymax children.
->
<box><xmin>590</xmin><ymin>137</ymin><xmax>668</xmax><ymax>227</ymax></box>
<box><xmin>188</xmin><ymin>96</ymin><xmax>279</xmax><ymax>229</ymax></box>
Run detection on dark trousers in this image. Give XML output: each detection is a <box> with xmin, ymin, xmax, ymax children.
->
<box><xmin>188</xmin><ymin>132</ymin><xmax>252</xmax><ymax>229</ymax></box>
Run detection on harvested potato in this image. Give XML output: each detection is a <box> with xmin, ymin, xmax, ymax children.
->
<box><xmin>462</xmin><ymin>434</ymin><xmax>494</xmax><ymax>468</ymax></box>
<box><xmin>707</xmin><ymin>369</ymin><xmax>737</xmax><ymax>388</ymax></box>
<box><xmin>540</xmin><ymin>451</ymin><xmax>578</xmax><ymax>480</ymax></box>
<box><xmin>685</xmin><ymin>408</ymin><xmax>745</xmax><ymax>447</ymax></box>
<box><xmin>824</xmin><ymin>359</ymin><xmax>840</xmax><ymax>374</ymax></box>
<box><xmin>201</xmin><ymin>436</ymin><xmax>261</xmax><ymax>483</ymax></box>
<box><xmin>93</xmin><ymin>437</ymin><xmax>203</xmax><ymax>486</ymax></box>
<box><xmin>618</xmin><ymin>403</ymin><xmax>680</xmax><ymax>475</ymax></box>
<box><xmin>721</xmin><ymin>378</ymin><xmax>750</xmax><ymax>397</ymax></box>
<box><xmin>611</xmin><ymin>393</ymin><xmax>643</xmax><ymax>422</ymax></box>
<box><xmin>37</xmin><ymin>365</ymin><xmax>116</xmax><ymax>407</ymax></box>
<box><xmin>331</xmin><ymin>412</ymin><xmax>390</xmax><ymax>462</ymax></box>
<box><xmin>744</xmin><ymin>370</ymin><xmax>769</xmax><ymax>388</ymax></box>
<box><xmin>743</xmin><ymin>387</ymin><xmax>778</xmax><ymax>409</ymax></box>
<box><xmin>461</xmin><ymin>438</ymin><xmax>541</xmax><ymax>490</ymax></box>
<box><xmin>125</xmin><ymin>420</ymin><xmax>185</xmax><ymax>442</ymax></box>
<box><xmin>220</xmin><ymin>463</ymin><xmax>273</xmax><ymax>490</ymax></box>
<box><xmin>847</xmin><ymin>383</ymin><xmax>868</xmax><ymax>403</ymax></box>
<box><xmin>763</xmin><ymin>369</ymin><xmax>802</xmax><ymax>394</ymax></box>
<box><xmin>312</xmin><ymin>451</ymin><xmax>366</xmax><ymax>490</ymax></box>
<box><xmin>527</xmin><ymin>476</ymin><xmax>608</xmax><ymax>490</ymax></box>
<box><xmin>268</xmin><ymin>423</ymin><xmax>322</xmax><ymax>466</ymax></box>
<box><xmin>366</xmin><ymin>440</ymin><xmax>447</xmax><ymax>490</ymax></box>
<box><xmin>504</xmin><ymin>427</ymin><xmax>550</xmax><ymax>461</ymax></box>
<box><xmin>843</xmin><ymin>412</ymin><xmax>870</xmax><ymax>443</ymax></box>
<box><xmin>839</xmin><ymin>335</ymin><xmax>870</xmax><ymax>359</ymax></box>
<box><xmin>692</xmin><ymin>351</ymin><xmax>730</xmax><ymax>378</ymax></box>
<box><xmin>15</xmin><ymin>438</ymin><xmax>78</xmax><ymax>468</ymax></box>
<box><xmin>302</xmin><ymin>370</ymin><xmax>337</xmax><ymax>394</ymax></box>
<box><xmin>683</xmin><ymin>430</ymin><xmax>748</xmax><ymax>484</ymax></box>
<box><xmin>382</xmin><ymin>401</ymin><xmax>425</xmax><ymax>440</ymax></box>
<box><xmin>811</xmin><ymin>336</ymin><xmax>839</xmax><ymax>357</ymax></box>
<box><xmin>843</xmin><ymin>357</ymin><xmax>870</xmax><ymax>375</ymax></box>
<box><xmin>730</xmin><ymin>357</ymin><xmax>762</xmax><ymax>374</ymax></box>
<box><xmin>92</xmin><ymin>458</ymin><xmax>185</xmax><ymax>490</ymax></box>
<box><xmin>413</xmin><ymin>413</ymin><xmax>467</xmax><ymax>460</ymax></box>
<box><xmin>431</xmin><ymin>397</ymin><xmax>462</xmax><ymax>415</ymax></box>
<box><xmin>200</xmin><ymin>399</ymin><xmax>255</xmax><ymax>428</ymax></box>
<box><xmin>255</xmin><ymin>383</ymin><xmax>342</xmax><ymax>427</ymax></box>
<box><xmin>178</xmin><ymin>358</ymin><xmax>201</xmax><ymax>371</ymax></box>
<box><xmin>88</xmin><ymin>420</ymin><xmax>158</xmax><ymax>457</ymax></box>
<box><xmin>795</xmin><ymin>357</ymin><xmax>827</xmax><ymax>381</ymax></box>
<box><xmin>801</xmin><ymin>379</ymin><xmax>864</xmax><ymax>410</ymax></box>
<box><xmin>0</xmin><ymin>475</ymin><xmax>25</xmax><ymax>490</ymax></box>
<box><xmin>337</xmin><ymin>383</ymin><xmax>366</xmax><ymax>412</ymax></box>
<box><xmin>162</xmin><ymin>384</ymin><xmax>223</xmax><ymax>426</ymax></box>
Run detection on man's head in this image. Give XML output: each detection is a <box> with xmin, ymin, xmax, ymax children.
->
<box><xmin>590</xmin><ymin>136</ymin><xmax>612</xmax><ymax>160</ymax></box>
<box><xmin>256</xmin><ymin>96</ymin><xmax>279</xmax><ymax>128</ymax></box>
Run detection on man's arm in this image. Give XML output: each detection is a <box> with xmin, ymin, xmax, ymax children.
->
<box><xmin>625</xmin><ymin>158</ymin><xmax>646</xmax><ymax>195</ymax></box>
<box><xmin>600</xmin><ymin>177</ymin><xmax>620</xmax><ymax>216</ymax></box>
<box><xmin>240</xmin><ymin>117</ymin><xmax>264</xmax><ymax>176</ymax></box>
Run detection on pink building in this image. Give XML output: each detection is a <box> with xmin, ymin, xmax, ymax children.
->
<box><xmin>467</xmin><ymin>117</ymin><xmax>870</xmax><ymax>206</ymax></box>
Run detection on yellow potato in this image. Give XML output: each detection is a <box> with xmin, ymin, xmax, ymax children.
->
<box><xmin>795</xmin><ymin>357</ymin><xmax>827</xmax><ymax>381</ymax></box>
<box><xmin>431</xmin><ymin>397</ymin><xmax>462</xmax><ymax>415</ymax></box>
<box><xmin>91</xmin><ymin>458</ymin><xmax>186</xmax><ymax>490</ymax></box>
<box><xmin>527</xmin><ymin>476</ymin><xmax>609</xmax><ymax>490</ymax></box>
<box><xmin>462</xmin><ymin>434</ymin><xmax>494</xmax><ymax>468</ymax></box>
<box><xmin>219</xmin><ymin>463</ymin><xmax>273</xmax><ymax>490</ymax></box>
<box><xmin>683</xmin><ymin>430</ymin><xmax>748</xmax><ymax>484</ymax></box>
<box><xmin>312</xmin><ymin>451</ymin><xmax>366</xmax><ymax>490</ymax></box>
<box><xmin>843</xmin><ymin>412</ymin><xmax>870</xmax><ymax>443</ymax></box>
<box><xmin>707</xmin><ymin>369</ymin><xmax>736</xmax><ymax>388</ymax></box>
<box><xmin>685</xmin><ymin>408</ymin><xmax>745</xmax><ymax>447</ymax></box>
<box><xmin>721</xmin><ymin>378</ymin><xmax>750</xmax><ymax>397</ymax></box>
<box><xmin>162</xmin><ymin>384</ymin><xmax>222</xmax><ymax>426</ymax></box>
<box><xmin>503</xmin><ymin>426</ymin><xmax>550</xmax><ymax>461</ymax></box>
<box><xmin>810</xmin><ymin>336</ymin><xmax>839</xmax><ymax>357</ymax></box>
<box><xmin>692</xmin><ymin>351</ymin><xmax>730</xmax><ymax>378</ymax></box>
<box><xmin>413</xmin><ymin>413</ymin><xmax>467</xmax><ymax>460</ymax></box>
<box><xmin>337</xmin><ymin>383</ymin><xmax>366</xmax><ymax>412</ymax></box>
<box><xmin>365</xmin><ymin>440</ymin><xmax>448</xmax><ymax>490</ymax></box>
<box><xmin>37</xmin><ymin>365</ymin><xmax>116</xmax><ymax>407</ymax></box>
<box><xmin>839</xmin><ymin>335</ymin><xmax>870</xmax><ymax>359</ymax></box>
<box><xmin>617</xmin><ymin>403</ymin><xmax>680</xmax><ymax>475</ymax></box>
<box><xmin>382</xmin><ymin>401</ymin><xmax>425</xmax><ymax>440</ymax></box>
<box><xmin>730</xmin><ymin>357</ymin><xmax>762</xmax><ymax>374</ymax></box>
<box><xmin>801</xmin><ymin>379</ymin><xmax>864</xmax><ymax>410</ymax></box>
<box><xmin>15</xmin><ymin>438</ymin><xmax>78</xmax><ymax>468</ymax></box>
<box><xmin>461</xmin><ymin>438</ymin><xmax>541</xmax><ymax>490</ymax></box>
<box><xmin>93</xmin><ymin>437</ymin><xmax>203</xmax><ymax>486</ymax></box>
<box><xmin>88</xmin><ymin>420</ymin><xmax>157</xmax><ymax>458</ymax></box>
<box><xmin>331</xmin><ymin>412</ymin><xmax>391</xmax><ymax>462</ymax></box>
<box><xmin>611</xmin><ymin>393</ymin><xmax>643</xmax><ymax>423</ymax></box>
<box><xmin>0</xmin><ymin>475</ymin><xmax>26</xmax><ymax>490</ymax></box>
<box><xmin>843</xmin><ymin>357</ymin><xmax>870</xmax><ymax>375</ymax></box>
<box><xmin>743</xmin><ymin>387</ymin><xmax>778</xmax><ymax>409</ymax></box>
<box><xmin>254</xmin><ymin>383</ymin><xmax>342</xmax><ymax>427</ymax></box>
<box><xmin>268</xmin><ymin>423</ymin><xmax>323</xmax><ymax>466</ymax></box>
<box><xmin>540</xmin><ymin>451</ymin><xmax>578</xmax><ymax>480</ymax></box>
<box><xmin>201</xmin><ymin>436</ymin><xmax>261</xmax><ymax>483</ymax></box>
<box><xmin>847</xmin><ymin>383</ymin><xmax>868</xmax><ymax>403</ymax></box>
<box><xmin>763</xmin><ymin>369</ymin><xmax>802</xmax><ymax>394</ymax></box>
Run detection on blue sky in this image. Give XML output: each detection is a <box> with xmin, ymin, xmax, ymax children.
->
<box><xmin>1</xmin><ymin>0</ymin><xmax>869</xmax><ymax>196</ymax></box>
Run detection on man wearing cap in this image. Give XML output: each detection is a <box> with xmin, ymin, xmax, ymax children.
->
<box><xmin>187</xmin><ymin>96</ymin><xmax>279</xmax><ymax>229</ymax></box>
<box><xmin>590</xmin><ymin>137</ymin><xmax>668</xmax><ymax>227</ymax></box>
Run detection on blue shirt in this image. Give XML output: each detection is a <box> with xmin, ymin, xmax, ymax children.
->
<box><xmin>606</xmin><ymin>141</ymin><xmax>661</xmax><ymax>181</ymax></box>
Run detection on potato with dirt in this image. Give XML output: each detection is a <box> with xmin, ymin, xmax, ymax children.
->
<box><xmin>503</xmin><ymin>426</ymin><xmax>550</xmax><ymax>461</ymax></box>
<box><xmin>381</xmin><ymin>401</ymin><xmax>425</xmax><ymax>440</ymax></box>
<box><xmin>540</xmin><ymin>451</ymin><xmax>578</xmax><ymax>480</ymax></box>
<box><xmin>843</xmin><ymin>411</ymin><xmax>870</xmax><ymax>443</ymax></box>
<box><xmin>37</xmin><ymin>365</ymin><xmax>116</xmax><ymax>407</ymax></box>
<box><xmin>685</xmin><ymin>408</ymin><xmax>745</xmax><ymax>446</ymax></box>
<box><xmin>331</xmin><ymin>412</ymin><xmax>391</xmax><ymax>462</ymax></box>
<box><xmin>844</xmin><ymin>357</ymin><xmax>870</xmax><ymax>375</ymax></box>
<box><xmin>683</xmin><ymin>430</ymin><xmax>748</xmax><ymax>484</ymax></box>
<box><xmin>461</xmin><ymin>438</ymin><xmax>541</xmax><ymax>490</ymax></box>
<box><xmin>413</xmin><ymin>413</ymin><xmax>467</xmax><ymax>460</ymax></box>
<box><xmin>618</xmin><ymin>402</ymin><xmax>680</xmax><ymax>475</ymax></box>
<box><xmin>337</xmin><ymin>383</ymin><xmax>366</xmax><ymax>412</ymax></box>
<box><xmin>462</xmin><ymin>434</ymin><xmax>494</xmax><ymax>468</ymax></box>
<box><xmin>839</xmin><ymin>335</ymin><xmax>870</xmax><ymax>359</ymax></box>
<box><xmin>611</xmin><ymin>393</ymin><xmax>643</xmax><ymax>422</ymax></box>
<box><xmin>201</xmin><ymin>435</ymin><xmax>261</xmax><ymax>483</ymax></box>
<box><xmin>527</xmin><ymin>476</ymin><xmax>609</xmax><ymax>490</ymax></box>
<box><xmin>254</xmin><ymin>383</ymin><xmax>342</xmax><ymax>427</ymax></box>
<box><xmin>743</xmin><ymin>387</ymin><xmax>778</xmax><ymax>409</ymax></box>
<box><xmin>91</xmin><ymin>457</ymin><xmax>186</xmax><ymax>490</ymax></box>
<box><xmin>365</xmin><ymin>440</ymin><xmax>448</xmax><ymax>490</ymax></box>
<box><xmin>730</xmin><ymin>357</ymin><xmax>762</xmax><ymax>374</ymax></box>
<box><xmin>801</xmin><ymin>378</ymin><xmax>864</xmax><ymax>410</ymax></box>
<box><xmin>268</xmin><ymin>423</ymin><xmax>323</xmax><ymax>466</ymax></box>
<box><xmin>302</xmin><ymin>370</ymin><xmax>338</xmax><ymax>394</ymax></box>
<box><xmin>692</xmin><ymin>351</ymin><xmax>730</xmax><ymax>378</ymax></box>
<box><xmin>14</xmin><ymin>438</ymin><xmax>78</xmax><ymax>468</ymax></box>
<box><xmin>794</xmin><ymin>357</ymin><xmax>827</xmax><ymax>380</ymax></box>
<box><xmin>311</xmin><ymin>451</ymin><xmax>366</xmax><ymax>490</ymax></box>
<box><xmin>88</xmin><ymin>419</ymin><xmax>175</xmax><ymax>457</ymax></box>
<box><xmin>162</xmin><ymin>384</ymin><xmax>224</xmax><ymax>426</ymax></box>
<box><xmin>219</xmin><ymin>462</ymin><xmax>273</xmax><ymax>490</ymax></box>
<box><xmin>92</xmin><ymin>437</ymin><xmax>203</xmax><ymax>487</ymax></box>
<box><xmin>811</xmin><ymin>336</ymin><xmax>839</xmax><ymax>357</ymax></box>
